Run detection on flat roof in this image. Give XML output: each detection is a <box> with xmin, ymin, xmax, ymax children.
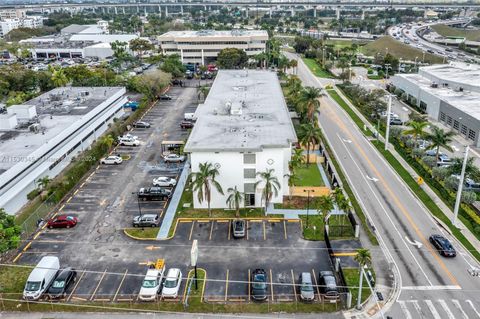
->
<box><xmin>396</xmin><ymin>73</ymin><xmax>480</xmax><ymax>120</ymax></box>
<box><xmin>159</xmin><ymin>29</ymin><xmax>268</xmax><ymax>39</ymax></box>
<box><xmin>0</xmin><ymin>87</ymin><xmax>124</xmax><ymax>174</ymax></box>
<box><xmin>420</xmin><ymin>62</ymin><xmax>480</xmax><ymax>92</ymax></box>
<box><xmin>184</xmin><ymin>70</ymin><xmax>297</xmax><ymax>153</ymax></box>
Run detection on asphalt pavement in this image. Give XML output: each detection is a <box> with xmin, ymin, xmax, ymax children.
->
<box><xmin>286</xmin><ymin>51</ymin><xmax>480</xmax><ymax>319</ymax></box>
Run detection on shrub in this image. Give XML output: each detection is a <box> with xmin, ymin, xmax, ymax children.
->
<box><xmin>432</xmin><ymin>167</ymin><xmax>450</xmax><ymax>181</ymax></box>
<box><xmin>444</xmin><ymin>175</ymin><xmax>459</xmax><ymax>191</ymax></box>
<box><xmin>421</xmin><ymin>156</ymin><xmax>437</xmax><ymax>168</ymax></box>
<box><xmin>462</xmin><ymin>191</ymin><xmax>477</xmax><ymax>205</ymax></box>
<box><xmin>27</xmin><ymin>188</ymin><xmax>40</xmax><ymax>200</ymax></box>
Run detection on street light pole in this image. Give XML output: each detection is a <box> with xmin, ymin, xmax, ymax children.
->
<box><xmin>453</xmin><ymin>145</ymin><xmax>469</xmax><ymax>226</ymax></box>
<box><xmin>304</xmin><ymin>189</ymin><xmax>314</xmax><ymax>228</ymax></box>
<box><xmin>385</xmin><ymin>94</ymin><xmax>392</xmax><ymax>151</ymax></box>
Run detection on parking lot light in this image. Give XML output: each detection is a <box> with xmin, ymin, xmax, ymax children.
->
<box><xmin>453</xmin><ymin>145</ymin><xmax>469</xmax><ymax>227</ymax></box>
<box><xmin>132</xmin><ymin>192</ymin><xmax>143</xmax><ymax>227</ymax></box>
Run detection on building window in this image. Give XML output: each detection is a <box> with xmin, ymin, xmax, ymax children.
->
<box><xmin>446</xmin><ymin>116</ymin><xmax>452</xmax><ymax>126</ymax></box>
<box><xmin>244</xmin><ymin>183</ymin><xmax>256</xmax><ymax>193</ymax></box>
<box><xmin>468</xmin><ymin>129</ymin><xmax>476</xmax><ymax>141</ymax></box>
<box><xmin>243</xmin><ymin>153</ymin><xmax>256</xmax><ymax>164</ymax></box>
<box><xmin>453</xmin><ymin>120</ymin><xmax>459</xmax><ymax>131</ymax></box>
<box><xmin>244</xmin><ymin>168</ymin><xmax>256</xmax><ymax>179</ymax></box>
<box><xmin>440</xmin><ymin>112</ymin><xmax>446</xmax><ymax>122</ymax></box>
<box><xmin>461</xmin><ymin>125</ymin><xmax>468</xmax><ymax>136</ymax></box>
<box><xmin>419</xmin><ymin>101</ymin><xmax>427</xmax><ymax>112</ymax></box>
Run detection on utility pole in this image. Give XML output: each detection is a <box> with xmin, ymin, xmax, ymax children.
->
<box><xmin>385</xmin><ymin>95</ymin><xmax>392</xmax><ymax>151</ymax></box>
<box><xmin>453</xmin><ymin>145</ymin><xmax>469</xmax><ymax>226</ymax></box>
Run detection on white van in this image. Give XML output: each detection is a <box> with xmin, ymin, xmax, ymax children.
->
<box><xmin>184</xmin><ymin>113</ymin><xmax>196</xmax><ymax>121</ymax></box>
<box><xmin>23</xmin><ymin>256</ymin><xmax>60</xmax><ymax>300</ymax></box>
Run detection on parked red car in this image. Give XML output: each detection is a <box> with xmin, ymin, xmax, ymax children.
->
<box><xmin>47</xmin><ymin>215</ymin><xmax>78</xmax><ymax>229</ymax></box>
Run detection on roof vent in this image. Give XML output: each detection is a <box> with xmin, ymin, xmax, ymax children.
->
<box><xmin>230</xmin><ymin>102</ymin><xmax>243</xmax><ymax>116</ymax></box>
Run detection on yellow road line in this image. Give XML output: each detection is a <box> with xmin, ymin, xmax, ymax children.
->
<box><xmin>66</xmin><ymin>196</ymin><xmax>73</xmax><ymax>203</ymax></box>
<box><xmin>269</xmin><ymin>269</ymin><xmax>274</xmax><ymax>301</ymax></box>
<box><xmin>326</xmin><ymin>100</ymin><xmax>458</xmax><ymax>286</ymax></box>
<box><xmin>59</xmin><ymin>204</ymin><xmax>65</xmax><ymax>211</ymax></box>
<box><xmin>332</xmin><ymin>252</ymin><xmax>358</xmax><ymax>257</ymax></box>
<box><xmin>217</xmin><ymin>219</ymin><xmax>229</xmax><ymax>223</ymax></box>
<box><xmin>68</xmin><ymin>271</ymin><xmax>86</xmax><ymax>301</ymax></box>
<box><xmin>188</xmin><ymin>221</ymin><xmax>195</xmax><ymax>241</ymax></box>
<box><xmin>291</xmin><ymin>269</ymin><xmax>297</xmax><ymax>301</ymax></box>
<box><xmin>80</xmin><ymin>182</ymin><xmax>85</xmax><ymax>188</ymax></box>
<box><xmin>268</xmin><ymin>219</ymin><xmax>281</xmax><ymax>222</ymax></box>
<box><xmin>73</xmin><ymin>189</ymin><xmax>79</xmax><ymax>195</ymax></box>
<box><xmin>178</xmin><ymin>220</ymin><xmax>192</xmax><ymax>223</ymax></box>
<box><xmin>283</xmin><ymin>220</ymin><xmax>287</xmax><ymax>240</ymax></box>
<box><xmin>209</xmin><ymin>221</ymin><xmax>214</xmax><ymax>240</ymax></box>
<box><xmin>287</xmin><ymin>219</ymin><xmax>300</xmax><ymax>222</ymax></box>
<box><xmin>90</xmin><ymin>269</ymin><xmax>108</xmax><ymax>301</ymax></box>
<box><xmin>33</xmin><ymin>231</ymin><xmax>42</xmax><ymax>240</ymax></box>
<box><xmin>250</xmin><ymin>219</ymin><xmax>262</xmax><ymax>223</ymax></box>
<box><xmin>113</xmin><ymin>269</ymin><xmax>128</xmax><ymax>301</ymax></box>
<box><xmin>12</xmin><ymin>252</ymin><xmax>22</xmax><ymax>263</ymax></box>
<box><xmin>22</xmin><ymin>242</ymin><xmax>32</xmax><ymax>252</ymax></box>
<box><xmin>225</xmin><ymin>269</ymin><xmax>229</xmax><ymax>302</ymax></box>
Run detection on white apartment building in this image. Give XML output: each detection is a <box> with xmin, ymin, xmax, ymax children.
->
<box><xmin>184</xmin><ymin>70</ymin><xmax>297</xmax><ymax>209</ymax></box>
<box><xmin>0</xmin><ymin>9</ymin><xmax>26</xmax><ymax>20</ymax></box>
<box><xmin>158</xmin><ymin>30</ymin><xmax>268</xmax><ymax>65</ymax></box>
<box><xmin>0</xmin><ymin>87</ymin><xmax>127</xmax><ymax>215</ymax></box>
<box><xmin>0</xmin><ymin>16</ymin><xmax>43</xmax><ymax>37</ymax></box>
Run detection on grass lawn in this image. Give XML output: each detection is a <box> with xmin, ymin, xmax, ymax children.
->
<box><xmin>325</xmin><ymin>39</ymin><xmax>368</xmax><ymax>49</ymax></box>
<box><xmin>302</xmin><ymin>58</ymin><xmax>334</xmax><ymax>78</ymax></box>
<box><xmin>366</xmin><ymin>75</ymin><xmax>384</xmax><ymax>80</ymax></box>
<box><xmin>431</xmin><ymin>24</ymin><xmax>480</xmax><ymax>42</ymax></box>
<box><xmin>361</xmin><ymin>36</ymin><xmax>444</xmax><ymax>64</ymax></box>
<box><xmin>343</xmin><ymin>267</ymin><xmax>373</xmax><ymax>306</ymax></box>
<box><xmin>124</xmin><ymin>227</ymin><xmax>159</xmax><ymax>239</ymax></box>
<box><xmin>301</xmin><ymin>214</ymin><xmax>355</xmax><ymax>241</ymax></box>
<box><xmin>0</xmin><ymin>265</ymin><xmax>32</xmax><ymax>293</ymax></box>
<box><xmin>295</xmin><ymin>164</ymin><xmax>324</xmax><ymax>187</ymax></box>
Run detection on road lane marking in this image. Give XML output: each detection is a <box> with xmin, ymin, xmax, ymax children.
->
<box><xmin>263</xmin><ymin>222</ymin><xmax>266</xmax><ymax>240</ymax></box>
<box><xmin>248</xmin><ymin>269</ymin><xmax>250</xmax><ymax>301</ymax></box>
<box><xmin>291</xmin><ymin>269</ymin><xmax>297</xmax><ymax>301</ymax></box>
<box><xmin>332</xmin><ymin>252</ymin><xmax>357</xmax><ymax>257</ymax></box>
<box><xmin>90</xmin><ymin>269</ymin><xmax>108</xmax><ymax>301</ymax></box>
<box><xmin>283</xmin><ymin>220</ymin><xmax>287</xmax><ymax>239</ymax></box>
<box><xmin>425</xmin><ymin>300</ymin><xmax>442</xmax><ymax>319</ymax></box>
<box><xmin>209</xmin><ymin>221</ymin><xmax>214</xmax><ymax>241</ymax></box>
<box><xmin>269</xmin><ymin>269</ymin><xmax>274</xmax><ymax>301</ymax></box>
<box><xmin>311</xmin><ymin>269</ymin><xmax>320</xmax><ymax>301</ymax></box>
<box><xmin>438</xmin><ymin>299</ymin><xmax>455</xmax><ymax>319</ymax></box>
<box><xmin>68</xmin><ymin>271</ymin><xmax>86</xmax><ymax>302</ymax></box>
<box><xmin>398</xmin><ymin>300</ymin><xmax>412</xmax><ymax>319</ymax></box>
<box><xmin>12</xmin><ymin>252</ymin><xmax>22</xmax><ymax>263</ymax></box>
<box><xmin>225</xmin><ymin>269</ymin><xmax>229</xmax><ymax>302</ymax></box>
<box><xmin>228</xmin><ymin>220</ymin><xmax>231</xmax><ymax>240</ymax></box>
<box><xmin>466</xmin><ymin>300</ymin><xmax>480</xmax><ymax>318</ymax></box>
<box><xmin>452</xmin><ymin>299</ymin><xmax>469</xmax><ymax>319</ymax></box>
<box><xmin>188</xmin><ymin>221</ymin><xmax>195</xmax><ymax>241</ymax></box>
<box><xmin>113</xmin><ymin>269</ymin><xmax>128</xmax><ymax>302</ymax></box>
<box><xmin>401</xmin><ymin>285</ymin><xmax>461</xmax><ymax>291</ymax></box>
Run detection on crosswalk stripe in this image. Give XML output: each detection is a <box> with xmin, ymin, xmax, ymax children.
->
<box><xmin>452</xmin><ymin>299</ymin><xmax>469</xmax><ymax>319</ymax></box>
<box><xmin>411</xmin><ymin>300</ymin><xmax>427</xmax><ymax>318</ymax></box>
<box><xmin>425</xmin><ymin>300</ymin><xmax>442</xmax><ymax>319</ymax></box>
<box><xmin>467</xmin><ymin>300</ymin><xmax>480</xmax><ymax>318</ymax></box>
<box><xmin>398</xmin><ymin>300</ymin><xmax>412</xmax><ymax>319</ymax></box>
<box><xmin>438</xmin><ymin>299</ymin><xmax>455</xmax><ymax>319</ymax></box>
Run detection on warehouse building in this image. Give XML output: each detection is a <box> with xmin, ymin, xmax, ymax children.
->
<box><xmin>158</xmin><ymin>29</ymin><xmax>268</xmax><ymax>65</ymax></box>
<box><xmin>391</xmin><ymin>63</ymin><xmax>480</xmax><ymax>147</ymax></box>
<box><xmin>184</xmin><ymin>70</ymin><xmax>297</xmax><ymax>209</ymax></box>
<box><xmin>0</xmin><ymin>87</ymin><xmax>127</xmax><ymax>215</ymax></box>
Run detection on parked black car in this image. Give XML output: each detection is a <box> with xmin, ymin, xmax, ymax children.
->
<box><xmin>319</xmin><ymin>271</ymin><xmax>339</xmax><ymax>299</ymax></box>
<box><xmin>138</xmin><ymin>187</ymin><xmax>172</xmax><ymax>201</ymax></box>
<box><xmin>159</xmin><ymin>94</ymin><xmax>172</xmax><ymax>100</ymax></box>
<box><xmin>46</xmin><ymin>267</ymin><xmax>77</xmax><ymax>299</ymax></box>
<box><xmin>429</xmin><ymin>234</ymin><xmax>456</xmax><ymax>257</ymax></box>
<box><xmin>251</xmin><ymin>269</ymin><xmax>268</xmax><ymax>301</ymax></box>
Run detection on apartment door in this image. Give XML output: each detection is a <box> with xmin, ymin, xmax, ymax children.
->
<box><xmin>245</xmin><ymin>194</ymin><xmax>255</xmax><ymax>207</ymax></box>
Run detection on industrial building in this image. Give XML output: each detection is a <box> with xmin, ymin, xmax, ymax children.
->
<box><xmin>158</xmin><ymin>30</ymin><xmax>268</xmax><ymax>65</ymax></box>
<box><xmin>392</xmin><ymin>62</ymin><xmax>480</xmax><ymax>147</ymax></box>
<box><xmin>184</xmin><ymin>70</ymin><xmax>297</xmax><ymax>209</ymax></box>
<box><xmin>0</xmin><ymin>87</ymin><xmax>127</xmax><ymax>215</ymax></box>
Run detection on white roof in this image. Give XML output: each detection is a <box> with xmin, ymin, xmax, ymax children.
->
<box><xmin>159</xmin><ymin>29</ymin><xmax>268</xmax><ymax>39</ymax></box>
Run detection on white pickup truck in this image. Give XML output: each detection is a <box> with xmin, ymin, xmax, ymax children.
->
<box><xmin>138</xmin><ymin>259</ymin><xmax>166</xmax><ymax>301</ymax></box>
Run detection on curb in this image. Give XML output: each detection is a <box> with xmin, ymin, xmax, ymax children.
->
<box><xmin>122</xmin><ymin>228</ymin><xmax>157</xmax><ymax>241</ymax></box>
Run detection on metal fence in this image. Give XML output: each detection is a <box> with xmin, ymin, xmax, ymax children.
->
<box><xmin>19</xmin><ymin>192</ymin><xmax>58</xmax><ymax>239</ymax></box>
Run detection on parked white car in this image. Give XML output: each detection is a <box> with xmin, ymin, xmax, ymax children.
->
<box><xmin>163</xmin><ymin>154</ymin><xmax>185</xmax><ymax>163</ymax></box>
<box><xmin>161</xmin><ymin>268</ymin><xmax>182</xmax><ymax>299</ymax></box>
<box><xmin>100</xmin><ymin>156</ymin><xmax>123</xmax><ymax>165</ymax></box>
<box><xmin>138</xmin><ymin>260</ymin><xmax>165</xmax><ymax>301</ymax></box>
<box><xmin>153</xmin><ymin>177</ymin><xmax>177</xmax><ymax>187</ymax></box>
<box><xmin>118</xmin><ymin>137</ymin><xmax>140</xmax><ymax>146</ymax></box>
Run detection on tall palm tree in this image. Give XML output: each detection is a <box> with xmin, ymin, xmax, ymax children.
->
<box><xmin>190</xmin><ymin>162</ymin><xmax>224</xmax><ymax>217</ymax></box>
<box><xmin>289</xmin><ymin>148</ymin><xmax>305</xmax><ymax>172</ymax></box>
<box><xmin>198</xmin><ymin>85</ymin><xmax>209</xmax><ymax>101</ymax></box>
<box><xmin>299</xmin><ymin>87</ymin><xmax>323</xmax><ymax>123</ymax></box>
<box><xmin>316</xmin><ymin>194</ymin><xmax>334</xmax><ymax>220</ymax></box>
<box><xmin>289</xmin><ymin>59</ymin><xmax>298</xmax><ymax>75</ymax></box>
<box><xmin>226</xmin><ymin>186</ymin><xmax>243</xmax><ymax>217</ymax></box>
<box><xmin>354</xmin><ymin>248</ymin><xmax>372</xmax><ymax>309</ymax></box>
<box><xmin>100</xmin><ymin>134</ymin><xmax>115</xmax><ymax>152</ymax></box>
<box><xmin>49</xmin><ymin>66</ymin><xmax>69</xmax><ymax>87</ymax></box>
<box><xmin>333</xmin><ymin>188</ymin><xmax>351</xmax><ymax>213</ymax></box>
<box><xmin>298</xmin><ymin>123</ymin><xmax>322</xmax><ymax>165</ymax></box>
<box><xmin>402</xmin><ymin>120</ymin><xmax>428</xmax><ymax>150</ymax></box>
<box><xmin>255</xmin><ymin>169</ymin><xmax>281</xmax><ymax>215</ymax></box>
<box><xmin>36</xmin><ymin>176</ymin><xmax>51</xmax><ymax>190</ymax></box>
<box><xmin>426</xmin><ymin>126</ymin><xmax>454</xmax><ymax>163</ymax></box>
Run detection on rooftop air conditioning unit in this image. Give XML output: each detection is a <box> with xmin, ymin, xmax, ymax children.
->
<box><xmin>431</xmin><ymin>82</ymin><xmax>438</xmax><ymax>88</ymax></box>
<box><xmin>29</xmin><ymin>123</ymin><xmax>40</xmax><ymax>133</ymax></box>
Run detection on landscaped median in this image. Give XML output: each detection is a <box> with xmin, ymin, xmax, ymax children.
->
<box><xmin>123</xmin><ymin>227</ymin><xmax>159</xmax><ymax>240</ymax></box>
<box><xmin>302</xmin><ymin>58</ymin><xmax>335</xmax><ymax>78</ymax></box>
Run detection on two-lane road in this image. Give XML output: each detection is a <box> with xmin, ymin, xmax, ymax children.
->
<box><xmin>285</xmin><ymin>52</ymin><xmax>480</xmax><ymax>318</ymax></box>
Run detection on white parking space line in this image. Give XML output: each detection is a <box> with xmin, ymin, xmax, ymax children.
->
<box><xmin>425</xmin><ymin>300</ymin><xmax>442</xmax><ymax>319</ymax></box>
<box><xmin>410</xmin><ymin>300</ymin><xmax>423</xmax><ymax>317</ymax></box>
<box><xmin>466</xmin><ymin>300</ymin><xmax>480</xmax><ymax>318</ymax></box>
<box><xmin>398</xmin><ymin>300</ymin><xmax>412</xmax><ymax>319</ymax></box>
<box><xmin>438</xmin><ymin>299</ymin><xmax>455</xmax><ymax>319</ymax></box>
<box><xmin>452</xmin><ymin>299</ymin><xmax>469</xmax><ymax>319</ymax></box>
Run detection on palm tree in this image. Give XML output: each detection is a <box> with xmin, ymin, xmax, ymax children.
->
<box><xmin>426</xmin><ymin>126</ymin><xmax>454</xmax><ymax>163</ymax></box>
<box><xmin>298</xmin><ymin>123</ymin><xmax>322</xmax><ymax>165</ymax></box>
<box><xmin>255</xmin><ymin>169</ymin><xmax>281</xmax><ymax>215</ymax></box>
<box><xmin>402</xmin><ymin>120</ymin><xmax>428</xmax><ymax>150</ymax></box>
<box><xmin>354</xmin><ymin>248</ymin><xmax>372</xmax><ymax>309</ymax></box>
<box><xmin>299</xmin><ymin>87</ymin><xmax>323</xmax><ymax>123</ymax></box>
<box><xmin>333</xmin><ymin>188</ymin><xmax>351</xmax><ymax>213</ymax></box>
<box><xmin>36</xmin><ymin>176</ymin><xmax>51</xmax><ymax>190</ymax></box>
<box><xmin>49</xmin><ymin>66</ymin><xmax>69</xmax><ymax>87</ymax></box>
<box><xmin>226</xmin><ymin>186</ymin><xmax>243</xmax><ymax>217</ymax></box>
<box><xmin>316</xmin><ymin>194</ymin><xmax>334</xmax><ymax>220</ymax></box>
<box><xmin>448</xmin><ymin>157</ymin><xmax>480</xmax><ymax>180</ymax></box>
<box><xmin>190</xmin><ymin>162</ymin><xmax>224</xmax><ymax>217</ymax></box>
<box><xmin>100</xmin><ymin>134</ymin><xmax>115</xmax><ymax>152</ymax></box>
<box><xmin>289</xmin><ymin>148</ymin><xmax>305</xmax><ymax>172</ymax></box>
<box><xmin>284</xmin><ymin>173</ymin><xmax>298</xmax><ymax>199</ymax></box>
<box><xmin>198</xmin><ymin>85</ymin><xmax>209</xmax><ymax>101</ymax></box>
<box><xmin>289</xmin><ymin>59</ymin><xmax>298</xmax><ymax>75</ymax></box>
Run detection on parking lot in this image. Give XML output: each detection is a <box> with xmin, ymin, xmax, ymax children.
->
<box><xmin>15</xmin><ymin>84</ymin><xmax>336</xmax><ymax>306</ymax></box>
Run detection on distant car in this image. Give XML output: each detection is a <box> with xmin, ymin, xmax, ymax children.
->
<box><xmin>162</xmin><ymin>268</ymin><xmax>182</xmax><ymax>299</ymax></box>
<box><xmin>47</xmin><ymin>215</ymin><xmax>78</xmax><ymax>229</ymax></box>
<box><xmin>133</xmin><ymin>214</ymin><xmax>160</xmax><ymax>227</ymax></box>
<box><xmin>118</xmin><ymin>137</ymin><xmax>140</xmax><ymax>146</ymax></box>
<box><xmin>429</xmin><ymin>234</ymin><xmax>456</xmax><ymax>257</ymax></box>
<box><xmin>100</xmin><ymin>156</ymin><xmax>123</xmax><ymax>165</ymax></box>
<box><xmin>133</xmin><ymin>121</ymin><xmax>151</xmax><ymax>128</ymax></box>
<box><xmin>164</xmin><ymin>154</ymin><xmax>185</xmax><ymax>163</ymax></box>
<box><xmin>153</xmin><ymin>176</ymin><xmax>177</xmax><ymax>187</ymax></box>
<box><xmin>299</xmin><ymin>272</ymin><xmax>315</xmax><ymax>301</ymax></box>
<box><xmin>251</xmin><ymin>269</ymin><xmax>268</xmax><ymax>301</ymax></box>
<box><xmin>437</xmin><ymin>155</ymin><xmax>452</xmax><ymax>166</ymax></box>
<box><xmin>180</xmin><ymin>120</ymin><xmax>194</xmax><ymax>129</ymax></box>
<box><xmin>319</xmin><ymin>271</ymin><xmax>339</xmax><ymax>300</ymax></box>
<box><xmin>389</xmin><ymin>118</ymin><xmax>403</xmax><ymax>126</ymax></box>
<box><xmin>46</xmin><ymin>267</ymin><xmax>76</xmax><ymax>299</ymax></box>
<box><xmin>171</xmin><ymin>79</ymin><xmax>183</xmax><ymax>86</ymax></box>
<box><xmin>159</xmin><ymin>94</ymin><xmax>172</xmax><ymax>100</ymax></box>
<box><xmin>232</xmin><ymin>219</ymin><xmax>246</xmax><ymax>238</ymax></box>
<box><xmin>425</xmin><ymin>149</ymin><xmax>442</xmax><ymax>157</ymax></box>
<box><xmin>138</xmin><ymin>187</ymin><xmax>172</xmax><ymax>201</ymax></box>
